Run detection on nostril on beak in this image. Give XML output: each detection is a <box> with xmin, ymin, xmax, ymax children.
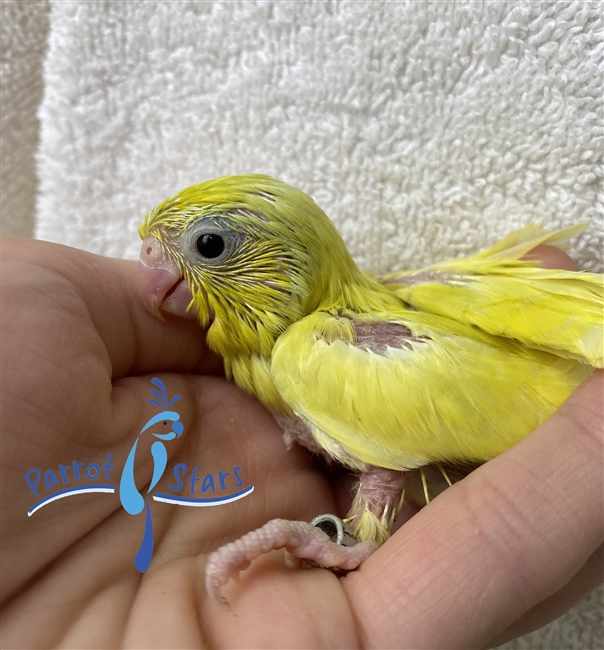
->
<box><xmin>140</xmin><ymin>235</ymin><xmax>171</xmax><ymax>269</ymax></box>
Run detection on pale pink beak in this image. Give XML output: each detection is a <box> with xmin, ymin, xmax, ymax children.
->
<box><xmin>137</xmin><ymin>235</ymin><xmax>197</xmax><ymax>320</ymax></box>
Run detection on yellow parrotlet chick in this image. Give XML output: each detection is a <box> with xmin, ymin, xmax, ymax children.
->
<box><xmin>136</xmin><ymin>175</ymin><xmax>603</xmax><ymax>603</ymax></box>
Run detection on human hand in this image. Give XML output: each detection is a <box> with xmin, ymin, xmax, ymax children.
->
<box><xmin>1</xmin><ymin>238</ymin><xmax>601</xmax><ymax>649</ymax></box>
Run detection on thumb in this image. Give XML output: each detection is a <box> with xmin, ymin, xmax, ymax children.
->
<box><xmin>3</xmin><ymin>238</ymin><xmax>220</xmax><ymax>378</ymax></box>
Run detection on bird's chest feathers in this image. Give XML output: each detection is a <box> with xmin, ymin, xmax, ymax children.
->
<box><xmin>205</xmin><ymin>309</ymin><xmax>292</xmax><ymax>412</ymax></box>
<box><xmin>226</xmin><ymin>353</ymin><xmax>290</xmax><ymax>413</ymax></box>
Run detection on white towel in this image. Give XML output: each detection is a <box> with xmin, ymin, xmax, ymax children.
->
<box><xmin>0</xmin><ymin>0</ymin><xmax>49</xmax><ymax>238</ymax></box>
<box><xmin>36</xmin><ymin>0</ymin><xmax>603</xmax><ymax>274</ymax></box>
<box><xmin>20</xmin><ymin>1</ymin><xmax>604</xmax><ymax>647</ymax></box>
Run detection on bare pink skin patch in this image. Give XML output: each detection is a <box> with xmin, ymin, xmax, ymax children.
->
<box><xmin>353</xmin><ymin>320</ymin><xmax>430</xmax><ymax>354</ymax></box>
<box><xmin>272</xmin><ymin>412</ymin><xmax>326</xmax><ymax>456</ymax></box>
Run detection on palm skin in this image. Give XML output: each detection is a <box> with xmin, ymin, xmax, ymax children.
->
<box><xmin>1</xmin><ymin>238</ymin><xmax>602</xmax><ymax>649</ymax></box>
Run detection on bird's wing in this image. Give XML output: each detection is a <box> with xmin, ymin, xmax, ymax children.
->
<box><xmin>378</xmin><ymin>225</ymin><xmax>603</xmax><ymax>367</ymax></box>
<box><xmin>270</xmin><ymin>311</ymin><xmax>591</xmax><ymax>472</ymax></box>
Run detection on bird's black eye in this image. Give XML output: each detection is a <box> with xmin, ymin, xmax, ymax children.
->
<box><xmin>196</xmin><ymin>234</ymin><xmax>225</xmax><ymax>259</ymax></box>
<box><xmin>183</xmin><ymin>218</ymin><xmax>241</xmax><ymax>265</ymax></box>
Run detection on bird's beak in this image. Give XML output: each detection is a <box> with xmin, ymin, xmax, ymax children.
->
<box><xmin>137</xmin><ymin>235</ymin><xmax>197</xmax><ymax>320</ymax></box>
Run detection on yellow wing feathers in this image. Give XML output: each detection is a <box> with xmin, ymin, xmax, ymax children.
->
<box><xmin>467</xmin><ymin>223</ymin><xmax>587</xmax><ymax>262</ymax></box>
<box><xmin>272</xmin><ymin>223</ymin><xmax>601</xmax><ymax>471</ymax></box>
<box><xmin>271</xmin><ymin>311</ymin><xmax>592</xmax><ymax>471</ymax></box>
<box><xmin>379</xmin><ymin>226</ymin><xmax>603</xmax><ymax>368</ymax></box>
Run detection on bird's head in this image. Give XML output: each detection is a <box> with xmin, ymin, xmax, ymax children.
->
<box><xmin>137</xmin><ymin>175</ymin><xmax>371</xmax><ymax>359</ymax></box>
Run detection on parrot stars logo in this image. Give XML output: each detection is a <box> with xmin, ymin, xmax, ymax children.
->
<box><xmin>24</xmin><ymin>378</ymin><xmax>254</xmax><ymax>572</ymax></box>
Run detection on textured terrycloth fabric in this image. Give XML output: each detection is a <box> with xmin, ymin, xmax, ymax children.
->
<box><xmin>2</xmin><ymin>1</ymin><xmax>602</xmax><ymax>647</ymax></box>
<box><xmin>34</xmin><ymin>1</ymin><xmax>603</xmax><ymax>274</ymax></box>
<box><xmin>0</xmin><ymin>0</ymin><xmax>49</xmax><ymax>237</ymax></box>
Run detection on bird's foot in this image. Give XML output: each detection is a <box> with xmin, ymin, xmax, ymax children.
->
<box><xmin>204</xmin><ymin>515</ymin><xmax>378</xmax><ymax>606</ymax></box>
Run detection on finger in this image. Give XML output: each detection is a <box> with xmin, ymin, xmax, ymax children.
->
<box><xmin>343</xmin><ymin>370</ymin><xmax>603</xmax><ymax>649</ymax></box>
<box><xmin>490</xmin><ymin>543</ymin><xmax>603</xmax><ymax>646</ymax></box>
<box><xmin>523</xmin><ymin>244</ymin><xmax>578</xmax><ymax>271</ymax></box>
<box><xmin>3</xmin><ymin>238</ymin><xmax>218</xmax><ymax>378</ymax></box>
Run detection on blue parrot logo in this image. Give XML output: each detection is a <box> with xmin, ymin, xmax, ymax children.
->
<box><xmin>25</xmin><ymin>377</ymin><xmax>254</xmax><ymax>571</ymax></box>
<box><xmin>119</xmin><ymin>378</ymin><xmax>183</xmax><ymax>572</ymax></box>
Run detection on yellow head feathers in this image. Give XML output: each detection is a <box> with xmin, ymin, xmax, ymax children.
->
<box><xmin>139</xmin><ymin>175</ymin><xmax>392</xmax><ymax>360</ymax></box>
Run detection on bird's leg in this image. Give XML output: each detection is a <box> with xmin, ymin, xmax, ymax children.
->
<box><xmin>205</xmin><ymin>418</ymin><xmax>406</xmax><ymax>606</ymax></box>
<box><xmin>204</xmin><ymin>466</ymin><xmax>408</xmax><ymax>606</ymax></box>
<box><xmin>347</xmin><ymin>466</ymin><xmax>408</xmax><ymax>545</ymax></box>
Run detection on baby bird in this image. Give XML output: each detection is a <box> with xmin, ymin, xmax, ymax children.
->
<box><xmin>137</xmin><ymin>175</ymin><xmax>603</xmax><ymax>604</ymax></box>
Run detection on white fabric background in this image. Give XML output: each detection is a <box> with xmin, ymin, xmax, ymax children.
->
<box><xmin>0</xmin><ymin>0</ymin><xmax>49</xmax><ymax>238</ymax></box>
<box><xmin>2</xmin><ymin>1</ymin><xmax>602</xmax><ymax>647</ymax></box>
<box><xmin>35</xmin><ymin>0</ymin><xmax>603</xmax><ymax>274</ymax></box>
